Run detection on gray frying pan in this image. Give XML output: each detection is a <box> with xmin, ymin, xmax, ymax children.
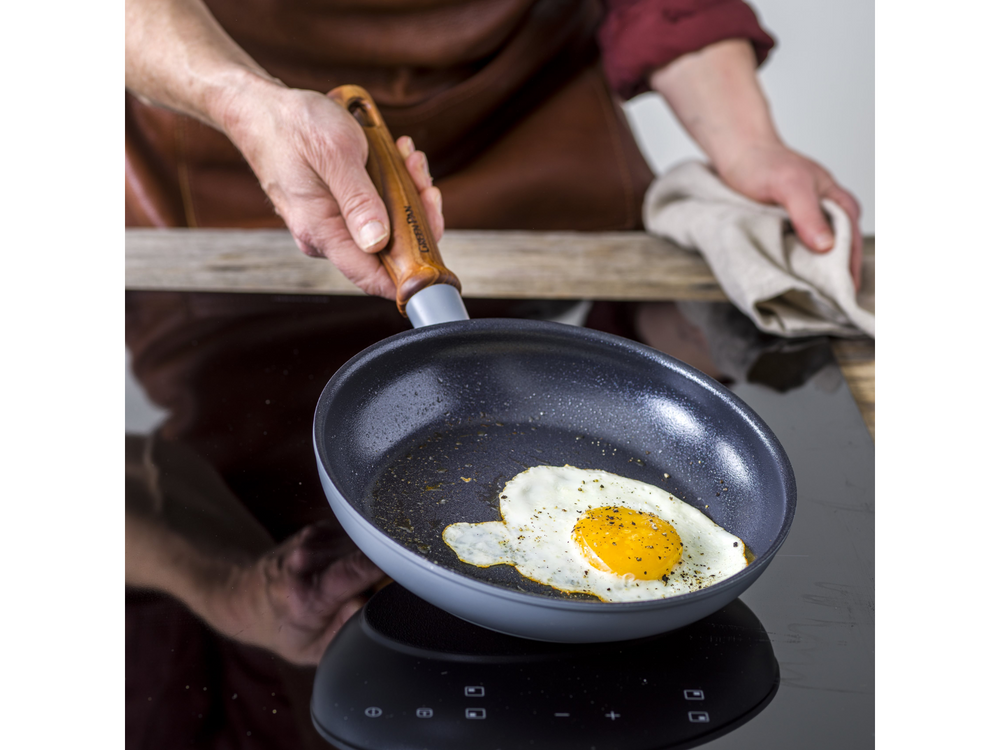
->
<box><xmin>313</xmin><ymin>87</ymin><xmax>795</xmax><ymax>643</ymax></box>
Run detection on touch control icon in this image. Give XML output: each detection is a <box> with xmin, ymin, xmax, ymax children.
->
<box><xmin>416</xmin><ymin>708</ymin><xmax>433</xmax><ymax>719</ymax></box>
<box><xmin>464</xmin><ymin>686</ymin><xmax>485</xmax><ymax>697</ymax></box>
<box><xmin>364</xmin><ymin>707</ymin><xmax>382</xmax><ymax>718</ymax></box>
<box><xmin>688</xmin><ymin>711</ymin><xmax>710</xmax><ymax>723</ymax></box>
<box><xmin>684</xmin><ymin>689</ymin><xmax>705</xmax><ymax>700</ymax></box>
<box><xmin>465</xmin><ymin>708</ymin><xmax>487</xmax><ymax>720</ymax></box>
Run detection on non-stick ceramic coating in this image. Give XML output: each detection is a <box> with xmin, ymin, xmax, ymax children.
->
<box><xmin>313</xmin><ymin>318</ymin><xmax>795</xmax><ymax>642</ymax></box>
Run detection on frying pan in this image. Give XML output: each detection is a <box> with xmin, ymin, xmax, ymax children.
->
<box><xmin>313</xmin><ymin>86</ymin><xmax>795</xmax><ymax>643</ymax></box>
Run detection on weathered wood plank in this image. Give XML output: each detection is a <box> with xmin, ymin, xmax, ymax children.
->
<box><xmin>831</xmin><ymin>337</ymin><xmax>875</xmax><ymax>440</ymax></box>
<box><xmin>125</xmin><ymin>229</ymin><xmax>727</xmax><ymax>301</ymax></box>
<box><xmin>832</xmin><ymin>235</ymin><xmax>875</xmax><ymax>439</ymax></box>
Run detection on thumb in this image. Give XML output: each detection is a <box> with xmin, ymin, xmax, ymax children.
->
<box><xmin>329</xmin><ymin>155</ymin><xmax>391</xmax><ymax>253</ymax></box>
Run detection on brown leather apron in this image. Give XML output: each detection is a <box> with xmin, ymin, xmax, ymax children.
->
<box><xmin>126</xmin><ymin>0</ymin><xmax>652</xmax><ymax>232</ymax></box>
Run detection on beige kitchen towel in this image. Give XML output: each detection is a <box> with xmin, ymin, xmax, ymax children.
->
<box><xmin>643</xmin><ymin>161</ymin><xmax>875</xmax><ymax>338</ymax></box>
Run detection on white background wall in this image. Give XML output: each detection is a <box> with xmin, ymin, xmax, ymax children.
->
<box><xmin>624</xmin><ymin>0</ymin><xmax>875</xmax><ymax>234</ymax></box>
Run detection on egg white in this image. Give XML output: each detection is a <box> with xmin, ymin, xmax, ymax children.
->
<box><xmin>442</xmin><ymin>465</ymin><xmax>747</xmax><ymax>602</ymax></box>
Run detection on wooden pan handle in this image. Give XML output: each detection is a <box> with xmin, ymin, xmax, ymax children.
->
<box><xmin>328</xmin><ymin>85</ymin><xmax>461</xmax><ymax>317</ymax></box>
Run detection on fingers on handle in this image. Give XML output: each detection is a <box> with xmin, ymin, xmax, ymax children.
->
<box><xmin>422</xmin><ymin>186</ymin><xmax>444</xmax><ymax>242</ymax></box>
<box><xmin>396</xmin><ymin>135</ymin><xmax>416</xmax><ymax>161</ymax></box>
<box><xmin>311</xmin><ymin>123</ymin><xmax>391</xmax><ymax>253</ymax></box>
<box><xmin>398</xmin><ymin>137</ymin><xmax>444</xmax><ymax>242</ymax></box>
<box><xmin>401</xmin><ymin>143</ymin><xmax>432</xmax><ymax>191</ymax></box>
<box><xmin>321</xmin><ymin>133</ymin><xmax>437</xmax><ymax>255</ymax></box>
<box><xmin>285</xmin><ymin>200</ymin><xmax>396</xmax><ymax>298</ymax></box>
<box><xmin>333</xmin><ymin>174</ymin><xmax>391</xmax><ymax>253</ymax></box>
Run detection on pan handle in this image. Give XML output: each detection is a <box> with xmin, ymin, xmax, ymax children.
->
<box><xmin>328</xmin><ymin>85</ymin><xmax>464</xmax><ymax>322</ymax></box>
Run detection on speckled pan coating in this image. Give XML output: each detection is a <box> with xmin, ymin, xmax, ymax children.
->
<box><xmin>314</xmin><ymin>318</ymin><xmax>795</xmax><ymax>643</ymax></box>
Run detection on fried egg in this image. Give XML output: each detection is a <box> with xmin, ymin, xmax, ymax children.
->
<box><xmin>442</xmin><ymin>465</ymin><xmax>747</xmax><ymax>602</ymax></box>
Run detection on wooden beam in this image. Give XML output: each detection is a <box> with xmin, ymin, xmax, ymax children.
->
<box><xmin>831</xmin><ymin>338</ymin><xmax>875</xmax><ymax>440</ymax></box>
<box><xmin>125</xmin><ymin>229</ymin><xmax>727</xmax><ymax>301</ymax></box>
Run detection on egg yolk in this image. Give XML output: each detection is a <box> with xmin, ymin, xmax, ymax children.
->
<box><xmin>572</xmin><ymin>506</ymin><xmax>683</xmax><ymax>580</ymax></box>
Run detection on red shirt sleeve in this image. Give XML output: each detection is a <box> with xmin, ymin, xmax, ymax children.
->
<box><xmin>598</xmin><ymin>0</ymin><xmax>777</xmax><ymax>100</ymax></box>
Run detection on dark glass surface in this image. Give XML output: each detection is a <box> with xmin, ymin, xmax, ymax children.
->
<box><xmin>125</xmin><ymin>297</ymin><xmax>874</xmax><ymax>749</ymax></box>
<box><xmin>700</xmin><ymin>366</ymin><xmax>875</xmax><ymax>748</ymax></box>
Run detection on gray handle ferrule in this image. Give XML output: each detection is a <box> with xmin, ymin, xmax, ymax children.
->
<box><xmin>405</xmin><ymin>285</ymin><xmax>470</xmax><ymax>328</ymax></box>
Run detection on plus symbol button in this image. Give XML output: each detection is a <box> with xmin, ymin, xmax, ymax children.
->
<box><xmin>605</xmin><ymin>711</ymin><xmax>621</xmax><ymax>720</ymax></box>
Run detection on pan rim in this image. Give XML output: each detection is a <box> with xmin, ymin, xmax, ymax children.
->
<box><xmin>314</xmin><ymin>317</ymin><xmax>796</xmax><ymax>611</ymax></box>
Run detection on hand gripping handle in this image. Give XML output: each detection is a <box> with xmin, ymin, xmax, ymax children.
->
<box><xmin>328</xmin><ymin>85</ymin><xmax>462</xmax><ymax>317</ymax></box>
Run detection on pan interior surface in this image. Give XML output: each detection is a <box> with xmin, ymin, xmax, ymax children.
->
<box><xmin>315</xmin><ymin>319</ymin><xmax>794</xmax><ymax>604</ymax></box>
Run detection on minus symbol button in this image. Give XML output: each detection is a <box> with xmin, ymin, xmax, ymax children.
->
<box><xmin>554</xmin><ymin>713</ymin><xmax>571</xmax><ymax>717</ymax></box>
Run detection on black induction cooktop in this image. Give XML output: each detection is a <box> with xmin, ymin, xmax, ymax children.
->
<box><xmin>312</xmin><ymin>582</ymin><xmax>781</xmax><ymax>750</ymax></box>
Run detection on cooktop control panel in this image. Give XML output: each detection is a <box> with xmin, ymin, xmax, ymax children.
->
<box><xmin>311</xmin><ymin>584</ymin><xmax>778</xmax><ymax>750</ymax></box>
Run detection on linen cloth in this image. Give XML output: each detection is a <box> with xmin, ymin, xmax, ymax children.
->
<box><xmin>643</xmin><ymin>161</ymin><xmax>875</xmax><ymax>338</ymax></box>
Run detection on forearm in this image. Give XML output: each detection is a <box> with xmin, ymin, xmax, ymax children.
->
<box><xmin>126</xmin><ymin>508</ymin><xmax>383</xmax><ymax>665</ymax></box>
<box><xmin>126</xmin><ymin>509</ymin><xmax>241</xmax><ymax>626</ymax></box>
<box><xmin>650</xmin><ymin>38</ymin><xmax>863</xmax><ymax>282</ymax></box>
<box><xmin>650</xmin><ymin>39</ymin><xmax>781</xmax><ymax>172</ymax></box>
<box><xmin>124</xmin><ymin>434</ymin><xmax>275</xmax><ymax>634</ymax></box>
<box><xmin>125</xmin><ymin>0</ymin><xmax>282</xmax><ymax>133</ymax></box>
